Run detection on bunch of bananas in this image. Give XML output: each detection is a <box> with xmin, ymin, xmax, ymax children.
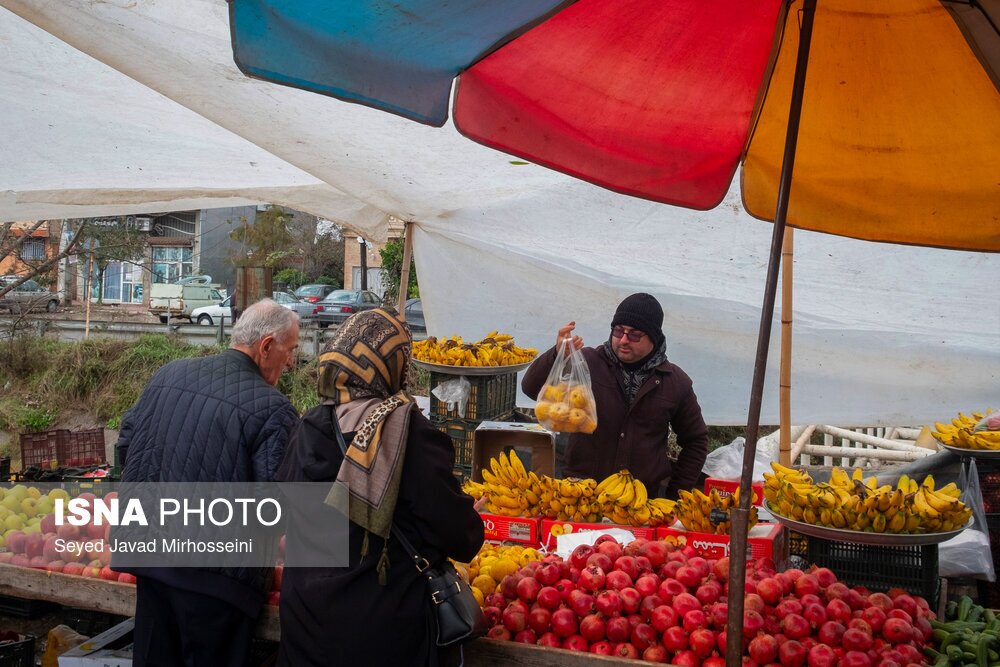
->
<box><xmin>534</xmin><ymin>382</ymin><xmax>597</xmax><ymax>434</ymax></box>
<box><xmin>764</xmin><ymin>462</ymin><xmax>972</xmax><ymax>533</ymax></box>
<box><xmin>471</xmin><ymin>451</ymin><xmax>545</xmax><ymax>517</ymax></box>
<box><xmin>458</xmin><ymin>544</ymin><xmax>543</xmax><ymax>606</ymax></box>
<box><xmin>466</xmin><ymin>461</ymin><xmax>677</xmax><ymax>527</ymax></box>
<box><xmin>933</xmin><ymin>409</ymin><xmax>999</xmax><ymax>450</ymax></box>
<box><xmin>536</xmin><ymin>476</ymin><xmax>602</xmax><ymax>523</ymax></box>
<box><xmin>594</xmin><ymin>470</ymin><xmax>678</xmax><ymax>527</ymax></box>
<box><xmin>676</xmin><ymin>487</ymin><xmax>759</xmax><ymax>534</ymax></box>
<box><xmin>412</xmin><ymin>332</ymin><xmax>537</xmax><ymax>367</ymax></box>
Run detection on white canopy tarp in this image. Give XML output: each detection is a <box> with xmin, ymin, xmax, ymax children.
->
<box><xmin>1</xmin><ymin>1</ymin><xmax>997</xmax><ymax>424</ymax></box>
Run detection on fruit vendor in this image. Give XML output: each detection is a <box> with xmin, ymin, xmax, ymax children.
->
<box><xmin>522</xmin><ymin>293</ymin><xmax>708</xmax><ymax>499</ymax></box>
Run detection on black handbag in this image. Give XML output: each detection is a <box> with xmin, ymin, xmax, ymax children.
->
<box><xmin>391</xmin><ymin>524</ymin><xmax>488</xmax><ymax>646</ymax></box>
<box><xmin>331</xmin><ymin>409</ymin><xmax>487</xmax><ymax>646</ymax></box>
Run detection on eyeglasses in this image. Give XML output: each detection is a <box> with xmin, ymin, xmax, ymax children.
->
<box><xmin>611</xmin><ymin>326</ymin><xmax>646</xmax><ymax>343</ymax></box>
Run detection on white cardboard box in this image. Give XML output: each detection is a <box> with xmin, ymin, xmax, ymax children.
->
<box><xmin>59</xmin><ymin>618</ymin><xmax>134</xmax><ymax>667</ymax></box>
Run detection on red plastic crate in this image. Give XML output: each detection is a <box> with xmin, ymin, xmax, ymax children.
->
<box><xmin>656</xmin><ymin>522</ymin><xmax>784</xmax><ymax>562</ymax></box>
<box><xmin>60</xmin><ymin>429</ymin><xmax>106</xmax><ymax>466</ymax></box>
<box><xmin>704</xmin><ymin>478</ymin><xmax>765</xmax><ymax>506</ymax></box>
<box><xmin>18</xmin><ymin>430</ymin><xmax>69</xmax><ymax>469</ymax></box>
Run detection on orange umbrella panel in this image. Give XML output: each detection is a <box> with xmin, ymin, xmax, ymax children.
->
<box><xmin>743</xmin><ymin>0</ymin><xmax>1000</xmax><ymax>252</ymax></box>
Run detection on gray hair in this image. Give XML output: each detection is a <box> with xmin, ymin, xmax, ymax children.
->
<box><xmin>230</xmin><ymin>298</ymin><xmax>298</xmax><ymax>347</ymax></box>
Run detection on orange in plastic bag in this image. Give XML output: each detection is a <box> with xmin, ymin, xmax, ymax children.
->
<box><xmin>535</xmin><ymin>339</ymin><xmax>598</xmax><ymax>434</ymax></box>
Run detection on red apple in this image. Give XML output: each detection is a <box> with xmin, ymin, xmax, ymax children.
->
<box><xmin>99</xmin><ymin>565</ymin><xmax>119</xmax><ymax>581</ymax></box>
<box><xmin>62</xmin><ymin>561</ymin><xmax>85</xmax><ymax>576</ymax></box>
<box><xmin>118</xmin><ymin>572</ymin><xmax>137</xmax><ymax>584</ymax></box>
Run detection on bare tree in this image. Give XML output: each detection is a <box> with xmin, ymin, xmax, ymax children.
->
<box><xmin>0</xmin><ymin>221</ymin><xmax>89</xmax><ymax>299</ymax></box>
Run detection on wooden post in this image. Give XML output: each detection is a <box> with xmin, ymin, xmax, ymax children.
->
<box><xmin>779</xmin><ymin>227</ymin><xmax>794</xmax><ymax>465</ymax></box>
<box><xmin>397</xmin><ymin>221</ymin><xmax>414</xmax><ymax>317</ymax></box>
<box><xmin>84</xmin><ymin>249</ymin><xmax>94</xmax><ymax>339</ymax></box>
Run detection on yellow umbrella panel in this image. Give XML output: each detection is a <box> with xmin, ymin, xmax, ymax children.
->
<box><xmin>743</xmin><ymin>0</ymin><xmax>1000</xmax><ymax>252</ymax></box>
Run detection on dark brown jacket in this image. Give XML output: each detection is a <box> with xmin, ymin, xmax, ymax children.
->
<box><xmin>522</xmin><ymin>344</ymin><xmax>708</xmax><ymax>498</ymax></box>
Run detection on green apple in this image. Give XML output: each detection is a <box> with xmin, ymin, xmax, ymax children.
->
<box><xmin>4</xmin><ymin>515</ymin><xmax>23</xmax><ymax>531</ymax></box>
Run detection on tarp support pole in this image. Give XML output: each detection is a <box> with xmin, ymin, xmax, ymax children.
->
<box><xmin>726</xmin><ymin>0</ymin><xmax>817</xmax><ymax>664</ymax></box>
<box><xmin>397</xmin><ymin>221</ymin><xmax>414</xmax><ymax>317</ymax></box>
<box><xmin>780</xmin><ymin>227</ymin><xmax>794</xmax><ymax>466</ymax></box>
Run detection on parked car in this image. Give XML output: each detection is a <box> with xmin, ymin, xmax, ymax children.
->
<box><xmin>192</xmin><ymin>292</ymin><xmax>316</xmax><ymax>326</ymax></box>
<box><xmin>0</xmin><ymin>276</ymin><xmax>59</xmax><ymax>313</ymax></box>
<box><xmin>314</xmin><ymin>289</ymin><xmax>381</xmax><ymax>328</ymax></box>
<box><xmin>148</xmin><ymin>283</ymin><xmax>224</xmax><ymax>323</ymax></box>
<box><xmin>294</xmin><ymin>284</ymin><xmax>338</xmax><ymax>303</ymax></box>
<box><xmin>191</xmin><ymin>295</ymin><xmax>233</xmax><ymax>326</ymax></box>
<box><xmin>404</xmin><ymin>298</ymin><xmax>425</xmax><ymax>333</ymax></box>
<box><xmin>272</xmin><ymin>291</ymin><xmax>317</xmax><ymax>321</ymax></box>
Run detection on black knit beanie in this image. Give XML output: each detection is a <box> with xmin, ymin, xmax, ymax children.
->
<box><xmin>611</xmin><ymin>293</ymin><xmax>665</xmax><ymax>349</ymax></box>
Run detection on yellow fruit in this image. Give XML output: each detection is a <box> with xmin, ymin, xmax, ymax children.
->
<box><xmin>543</xmin><ymin>384</ymin><xmax>568</xmax><ymax>403</ymax></box>
<box><xmin>472</xmin><ymin>574</ymin><xmax>498</xmax><ymax>597</ymax></box>
<box><xmin>567</xmin><ymin>408</ymin><xmax>587</xmax><ymax>428</ymax></box>
<box><xmin>490</xmin><ymin>558</ymin><xmax>519</xmax><ymax>580</ymax></box>
<box><xmin>568</xmin><ymin>387</ymin><xmax>589</xmax><ymax>409</ymax></box>
<box><xmin>471</xmin><ymin>586</ymin><xmax>485</xmax><ymax>607</ymax></box>
<box><xmin>534</xmin><ymin>401</ymin><xmax>553</xmax><ymax>422</ymax></box>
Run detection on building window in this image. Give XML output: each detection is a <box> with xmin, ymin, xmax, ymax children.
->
<box><xmin>151</xmin><ymin>246</ymin><xmax>193</xmax><ymax>283</ymax></box>
<box><xmin>21</xmin><ymin>239</ymin><xmax>45</xmax><ymax>261</ymax></box>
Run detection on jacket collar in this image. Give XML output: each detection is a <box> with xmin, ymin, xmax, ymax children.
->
<box><xmin>224</xmin><ymin>348</ymin><xmax>265</xmax><ymax>379</ymax></box>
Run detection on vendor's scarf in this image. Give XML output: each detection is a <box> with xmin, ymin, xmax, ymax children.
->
<box><xmin>318</xmin><ymin>308</ymin><xmax>412</xmax><ymax>583</ymax></box>
<box><xmin>603</xmin><ymin>338</ymin><xmax>669</xmax><ymax>405</ymax></box>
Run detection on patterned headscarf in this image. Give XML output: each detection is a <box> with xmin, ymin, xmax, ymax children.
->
<box><xmin>318</xmin><ymin>307</ymin><xmax>412</xmax><ymax>404</ymax></box>
<box><xmin>319</xmin><ymin>309</ymin><xmax>414</xmax><ymax>578</ymax></box>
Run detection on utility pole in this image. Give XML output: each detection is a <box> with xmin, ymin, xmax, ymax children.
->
<box><xmin>358</xmin><ymin>236</ymin><xmax>368</xmax><ymax>290</ymax></box>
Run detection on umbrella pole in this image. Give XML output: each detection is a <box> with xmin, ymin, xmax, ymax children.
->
<box><xmin>780</xmin><ymin>227</ymin><xmax>794</xmax><ymax>466</ymax></box>
<box><xmin>397</xmin><ymin>221</ymin><xmax>413</xmax><ymax>317</ymax></box>
<box><xmin>726</xmin><ymin>1</ymin><xmax>817</xmax><ymax>665</ymax></box>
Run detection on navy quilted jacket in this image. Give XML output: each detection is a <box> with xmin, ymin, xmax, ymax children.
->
<box><xmin>115</xmin><ymin>349</ymin><xmax>299</xmax><ymax>615</ymax></box>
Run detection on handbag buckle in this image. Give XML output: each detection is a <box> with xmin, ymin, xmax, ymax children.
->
<box><xmin>431</xmin><ymin>581</ymin><xmax>462</xmax><ymax>604</ymax></box>
<box><xmin>415</xmin><ymin>557</ymin><xmax>431</xmax><ymax>573</ymax></box>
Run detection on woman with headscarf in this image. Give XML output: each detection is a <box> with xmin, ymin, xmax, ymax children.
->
<box><xmin>276</xmin><ymin>308</ymin><xmax>484</xmax><ymax>667</ymax></box>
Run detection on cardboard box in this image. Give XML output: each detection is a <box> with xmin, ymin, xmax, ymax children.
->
<box><xmin>540</xmin><ymin>519</ymin><xmax>658</xmax><ymax>551</ymax></box>
<box><xmin>59</xmin><ymin>618</ymin><xmax>134</xmax><ymax>667</ymax></box>
<box><xmin>704</xmin><ymin>478</ymin><xmax>765</xmax><ymax>506</ymax></box>
<box><xmin>471</xmin><ymin>421</ymin><xmax>555</xmax><ymax>483</ymax></box>
<box><xmin>656</xmin><ymin>522</ymin><xmax>784</xmax><ymax>562</ymax></box>
<box><xmin>480</xmin><ymin>513</ymin><xmax>543</xmax><ymax>547</ymax></box>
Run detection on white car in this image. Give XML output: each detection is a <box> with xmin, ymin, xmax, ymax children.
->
<box><xmin>192</xmin><ymin>292</ymin><xmax>315</xmax><ymax>326</ymax></box>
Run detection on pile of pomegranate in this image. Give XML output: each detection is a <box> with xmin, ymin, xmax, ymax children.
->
<box><xmin>483</xmin><ymin>535</ymin><xmax>934</xmax><ymax>665</ymax></box>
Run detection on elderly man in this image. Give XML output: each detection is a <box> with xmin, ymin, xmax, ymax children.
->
<box><xmin>522</xmin><ymin>292</ymin><xmax>708</xmax><ymax>499</ymax></box>
<box><xmin>116</xmin><ymin>298</ymin><xmax>300</xmax><ymax>667</ymax></box>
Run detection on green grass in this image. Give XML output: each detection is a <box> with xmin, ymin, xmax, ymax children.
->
<box><xmin>0</xmin><ymin>334</ymin><xmax>221</xmax><ymax>432</ymax></box>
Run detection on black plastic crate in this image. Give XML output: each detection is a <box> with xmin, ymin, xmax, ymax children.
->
<box><xmin>787</xmin><ymin>530</ymin><xmax>809</xmax><ymax>557</ymax></box>
<box><xmin>62</xmin><ymin>607</ymin><xmax>128</xmax><ymax>637</ymax></box>
<box><xmin>978</xmin><ymin>460</ymin><xmax>1000</xmax><ymax>515</ymax></box>
<box><xmin>0</xmin><ymin>595</ymin><xmax>58</xmax><ymax>619</ymax></box>
<box><xmin>430</xmin><ymin>416</ymin><xmax>478</xmax><ymax>469</ymax></box>
<box><xmin>0</xmin><ymin>458</ymin><xmax>9</xmax><ymax>481</ymax></box>
<box><xmin>807</xmin><ymin>539</ymin><xmax>938</xmax><ymax>605</ymax></box>
<box><xmin>0</xmin><ymin>632</ymin><xmax>34</xmax><ymax>667</ymax></box>
<box><xmin>428</xmin><ymin>371</ymin><xmax>517</xmax><ymax>421</ymax></box>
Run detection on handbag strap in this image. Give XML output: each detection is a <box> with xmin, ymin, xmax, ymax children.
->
<box><xmin>330</xmin><ymin>407</ymin><xmax>431</xmax><ymax>573</ymax></box>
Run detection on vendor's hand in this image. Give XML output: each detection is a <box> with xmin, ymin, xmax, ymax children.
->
<box><xmin>557</xmin><ymin>322</ymin><xmax>584</xmax><ymax>351</ymax></box>
<box><xmin>473</xmin><ymin>495</ymin><xmax>488</xmax><ymax>512</ymax></box>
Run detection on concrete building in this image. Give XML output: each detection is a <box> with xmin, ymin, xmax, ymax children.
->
<box><xmin>342</xmin><ymin>218</ymin><xmax>405</xmax><ymax>298</ymax></box>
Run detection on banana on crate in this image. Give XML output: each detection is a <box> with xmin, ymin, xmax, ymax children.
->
<box><xmin>412</xmin><ymin>331</ymin><xmax>537</xmax><ymax>367</ymax></box>
<box><xmin>933</xmin><ymin>408</ymin><xmax>1000</xmax><ymax>450</ymax></box>
<box><xmin>763</xmin><ymin>462</ymin><xmax>972</xmax><ymax>533</ymax></box>
<box><xmin>462</xmin><ymin>457</ymin><xmax>677</xmax><ymax>527</ymax></box>
<box><xmin>675</xmin><ymin>486</ymin><xmax>759</xmax><ymax>534</ymax></box>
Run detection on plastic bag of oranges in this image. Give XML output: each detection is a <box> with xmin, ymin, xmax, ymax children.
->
<box><xmin>534</xmin><ymin>339</ymin><xmax>598</xmax><ymax>434</ymax></box>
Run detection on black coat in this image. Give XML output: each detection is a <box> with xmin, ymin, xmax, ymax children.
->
<box><xmin>115</xmin><ymin>349</ymin><xmax>299</xmax><ymax>615</ymax></box>
<box><xmin>276</xmin><ymin>404</ymin><xmax>484</xmax><ymax>667</ymax></box>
